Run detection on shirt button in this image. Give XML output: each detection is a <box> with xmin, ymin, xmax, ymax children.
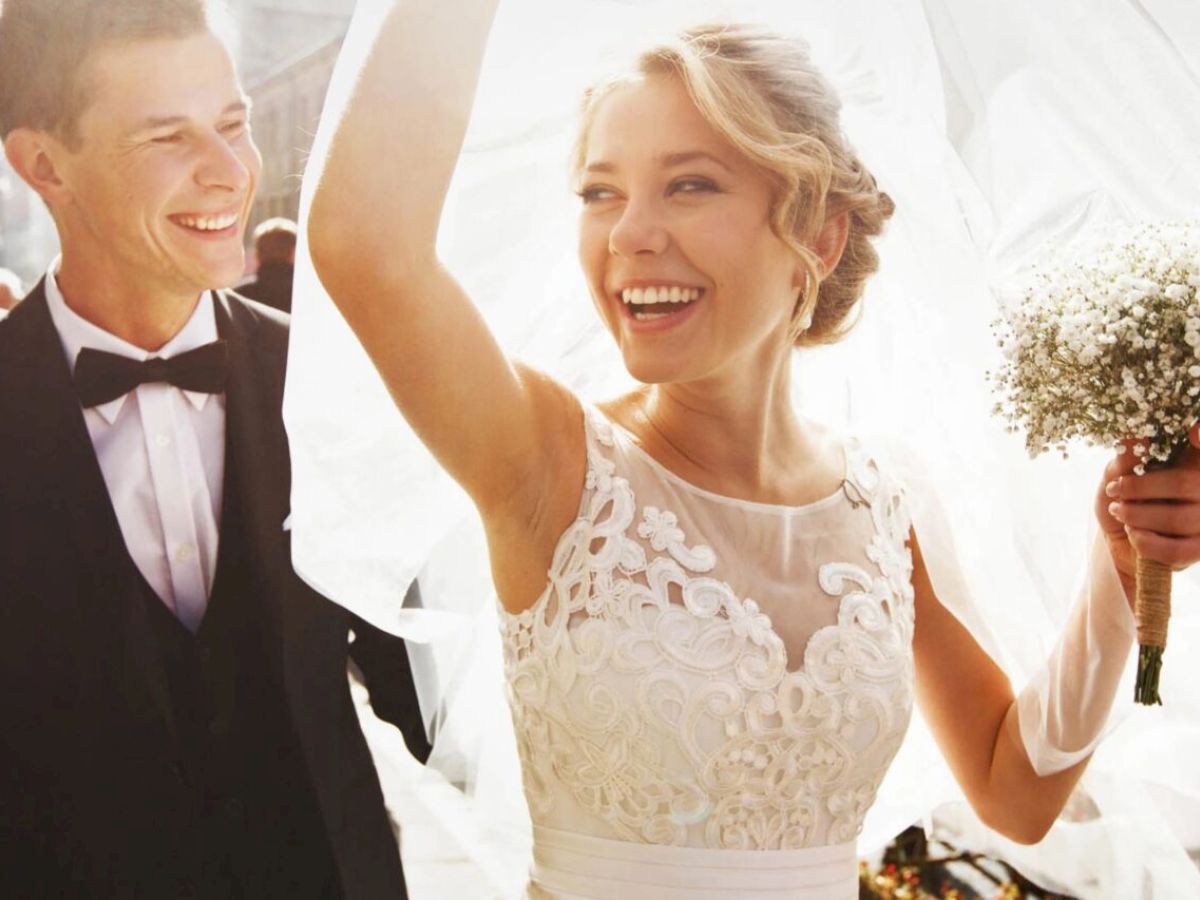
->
<box><xmin>173</xmin><ymin>544</ymin><xmax>195</xmax><ymax>564</ymax></box>
<box><xmin>155</xmin><ymin>433</ymin><xmax>171</xmax><ymax>449</ymax></box>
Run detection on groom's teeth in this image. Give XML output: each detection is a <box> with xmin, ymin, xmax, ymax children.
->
<box><xmin>620</xmin><ymin>286</ymin><xmax>701</xmax><ymax>304</ymax></box>
<box><xmin>176</xmin><ymin>212</ymin><xmax>238</xmax><ymax>231</ymax></box>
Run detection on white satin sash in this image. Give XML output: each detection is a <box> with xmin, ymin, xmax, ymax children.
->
<box><xmin>530</xmin><ymin>826</ymin><xmax>858</xmax><ymax>899</ymax></box>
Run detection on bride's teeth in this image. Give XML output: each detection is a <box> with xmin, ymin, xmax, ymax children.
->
<box><xmin>619</xmin><ymin>285</ymin><xmax>702</xmax><ymax>309</ymax></box>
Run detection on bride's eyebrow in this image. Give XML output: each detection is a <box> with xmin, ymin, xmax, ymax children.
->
<box><xmin>584</xmin><ymin>150</ymin><xmax>734</xmax><ymax>175</ymax></box>
<box><xmin>658</xmin><ymin>150</ymin><xmax>733</xmax><ymax>172</ymax></box>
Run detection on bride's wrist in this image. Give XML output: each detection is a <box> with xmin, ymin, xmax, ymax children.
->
<box><xmin>1093</xmin><ymin>532</ymin><xmax>1138</xmax><ymax>637</ymax></box>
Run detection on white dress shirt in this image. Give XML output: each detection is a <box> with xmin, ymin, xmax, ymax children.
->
<box><xmin>44</xmin><ymin>259</ymin><xmax>226</xmax><ymax>632</ymax></box>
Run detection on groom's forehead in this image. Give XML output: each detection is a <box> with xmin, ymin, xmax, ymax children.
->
<box><xmin>77</xmin><ymin>30</ymin><xmax>245</xmax><ymax>138</ymax></box>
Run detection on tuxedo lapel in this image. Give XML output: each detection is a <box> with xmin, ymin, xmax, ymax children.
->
<box><xmin>212</xmin><ymin>293</ymin><xmax>292</xmax><ymax>665</ymax></box>
<box><xmin>0</xmin><ymin>286</ymin><xmax>175</xmax><ymax>733</ymax></box>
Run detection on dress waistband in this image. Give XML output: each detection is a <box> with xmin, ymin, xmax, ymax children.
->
<box><xmin>531</xmin><ymin>826</ymin><xmax>858</xmax><ymax>899</ymax></box>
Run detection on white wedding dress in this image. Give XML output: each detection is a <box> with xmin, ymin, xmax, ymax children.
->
<box><xmin>499</xmin><ymin>408</ymin><xmax>914</xmax><ymax>898</ymax></box>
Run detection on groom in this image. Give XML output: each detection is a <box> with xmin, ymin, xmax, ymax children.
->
<box><xmin>0</xmin><ymin>2</ymin><xmax>428</xmax><ymax>898</ymax></box>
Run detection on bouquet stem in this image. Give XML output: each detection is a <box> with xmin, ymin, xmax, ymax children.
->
<box><xmin>1134</xmin><ymin>555</ymin><xmax>1171</xmax><ymax>705</ymax></box>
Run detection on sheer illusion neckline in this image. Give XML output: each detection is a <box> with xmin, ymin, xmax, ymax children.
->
<box><xmin>499</xmin><ymin>406</ymin><xmax>916</xmax><ymax>857</ymax></box>
<box><xmin>598</xmin><ymin>411</ymin><xmax>851</xmax><ymax>517</ymax></box>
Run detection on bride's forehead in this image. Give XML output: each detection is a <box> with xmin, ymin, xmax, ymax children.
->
<box><xmin>583</xmin><ymin>75</ymin><xmax>730</xmax><ymax>166</ymax></box>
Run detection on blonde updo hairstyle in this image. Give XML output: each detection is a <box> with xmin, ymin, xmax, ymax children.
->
<box><xmin>573</xmin><ymin>24</ymin><xmax>895</xmax><ymax>346</ymax></box>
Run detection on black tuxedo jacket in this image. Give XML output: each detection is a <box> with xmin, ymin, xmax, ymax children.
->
<box><xmin>0</xmin><ymin>284</ymin><xmax>429</xmax><ymax>898</ymax></box>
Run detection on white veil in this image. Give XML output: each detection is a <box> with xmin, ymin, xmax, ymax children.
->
<box><xmin>284</xmin><ymin>1</ymin><xmax>1200</xmax><ymax>896</ymax></box>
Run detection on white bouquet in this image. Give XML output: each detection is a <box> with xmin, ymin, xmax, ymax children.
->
<box><xmin>991</xmin><ymin>220</ymin><xmax>1200</xmax><ymax>704</ymax></box>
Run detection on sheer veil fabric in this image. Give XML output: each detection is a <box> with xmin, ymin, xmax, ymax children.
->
<box><xmin>285</xmin><ymin>1</ymin><xmax>1200</xmax><ymax>896</ymax></box>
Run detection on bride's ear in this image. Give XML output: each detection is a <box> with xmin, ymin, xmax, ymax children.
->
<box><xmin>811</xmin><ymin>212</ymin><xmax>850</xmax><ymax>278</ymax></box>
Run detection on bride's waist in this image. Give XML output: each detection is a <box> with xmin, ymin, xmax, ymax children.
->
<box><xmin>531</xmin><ymin>825</ymin><xmax>858</xmax><ymax>899</ymax></box>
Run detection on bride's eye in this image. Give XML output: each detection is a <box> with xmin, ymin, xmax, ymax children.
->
<box><xmin>668</xmin><ymin>177</ymin><xmax>720</xmax><ymax>196</ymax></box>
<box><xmin>577</xmin><ymin>184</ymin><xmax>618</xmax><ymax>204</ymax></box>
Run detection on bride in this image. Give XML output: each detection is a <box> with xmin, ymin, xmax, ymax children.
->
<box><xmin>301</xmin><ymin>0</ymin><xmax>1200</xmax><ymax>896</ymax></box>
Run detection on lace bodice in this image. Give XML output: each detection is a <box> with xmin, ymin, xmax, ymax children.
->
<box><xmin>499</xmin><ymin>409</ymin><xmax>915</xmax><ymax>852</ymax></box>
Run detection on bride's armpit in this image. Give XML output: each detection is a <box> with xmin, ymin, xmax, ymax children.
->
<box><xmin>485</xmin><ymin>376</ymin><xmax>589</xmax><ymax>615</ymax></box>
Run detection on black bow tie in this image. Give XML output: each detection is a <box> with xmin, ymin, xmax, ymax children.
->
<box><xmin>74</xmin><ymin>341</ymin><xmax>229</xmax><ymax>408</ymax></box>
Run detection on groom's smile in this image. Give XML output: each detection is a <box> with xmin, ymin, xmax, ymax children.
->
<box><xmin>169</xmin><ymin>209</ymin><xmax>242</xmax><ymax>234</ymax></box>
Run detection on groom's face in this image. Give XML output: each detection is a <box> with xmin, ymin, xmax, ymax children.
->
<box><xmin>54</xmin><ymin>30</ymin><xmax>261</xmax><ymax>299</ymax></box>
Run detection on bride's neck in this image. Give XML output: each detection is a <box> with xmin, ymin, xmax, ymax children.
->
<box><xmin>605</xmin><ymin>370</ymin><xmax>824</xmax><ymax>504</ymax></box>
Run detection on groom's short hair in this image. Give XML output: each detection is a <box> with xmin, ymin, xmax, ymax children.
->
<box><xmin>0</xmin><ymin>0</ymin><xmax>229</xmax><ymax>147</ymax></box>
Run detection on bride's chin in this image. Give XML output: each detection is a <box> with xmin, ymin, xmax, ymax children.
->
<box><xmin>609</xmin><ymin>327</ymin><xmax>697</xmax><ymax>385</ymax></box>
<box><xmin>620</xmin><ymin>355</ymin><xmax>680</xmax><ymax>387</ymax></box>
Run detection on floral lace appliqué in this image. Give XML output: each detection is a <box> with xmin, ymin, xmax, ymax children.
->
<box><xmin>499</xmin><ymin>412</ymin><xmax>915</xmax><ymax>850</ymax></box>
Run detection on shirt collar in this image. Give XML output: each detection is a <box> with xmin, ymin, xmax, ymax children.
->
<box><xmin>43</xmin><ymin>257</ymin><xmax>221</xmax><ymax>423</ymax></box>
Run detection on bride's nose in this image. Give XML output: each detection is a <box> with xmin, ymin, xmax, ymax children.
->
<box><xmin>608</xmin><ymin>198</ymin><xmax>670</xmax><ymax>257</ymax></box>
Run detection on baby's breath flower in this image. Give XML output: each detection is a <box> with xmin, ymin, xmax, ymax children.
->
<box><xmin>991</xmin><ymin>221</ymin><xmax>1200</xmax><ymax>470</ymax></box>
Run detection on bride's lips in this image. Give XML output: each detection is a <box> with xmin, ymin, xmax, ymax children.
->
<box><xmin>613</xmin><ymin>281</ymin><xmax>706</xmax><ymax>333</ymax></box>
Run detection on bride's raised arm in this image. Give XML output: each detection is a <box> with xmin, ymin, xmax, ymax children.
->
<box><xmin>307</xmin><ymin>0</ymin><xmax>580</xmax><ymax>519</ymax></box>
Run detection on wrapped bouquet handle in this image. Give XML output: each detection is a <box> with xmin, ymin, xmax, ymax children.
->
<box><xmin>1134</xmin><ymin>555</ymin><xmax>1170</xmax><ymax>704</ymax></box>
<box><xmin>1131</xmin><ymin>434</ymin><xmax>1194</xmax><ymax>703</ymax></box>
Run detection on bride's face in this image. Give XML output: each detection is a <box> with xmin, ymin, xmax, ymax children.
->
<box><xmin>576</xmin><ymin>73</ymin><xmax>801</xmax><ymax>387</ymax></box>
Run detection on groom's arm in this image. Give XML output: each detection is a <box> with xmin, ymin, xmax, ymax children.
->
<box><xmin>348</xmin><ymin>581</ymin><xmax>433</xmax><ymax>764</ymax></box>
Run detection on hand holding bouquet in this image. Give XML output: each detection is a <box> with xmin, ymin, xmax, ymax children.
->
<box><xmin>992</xmin><ymin>221</ymin><xmax>1200</xmax><ymax>705</ymax></box>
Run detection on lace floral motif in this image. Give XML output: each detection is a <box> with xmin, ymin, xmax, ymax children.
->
<box><xmin>500</xmin><ymin>412</ymin><xmax>915</xmax><ymax>850</ymax></box>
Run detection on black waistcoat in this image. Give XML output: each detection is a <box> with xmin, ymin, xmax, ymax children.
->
<box><xmin>140</xmin><ymin>442</ymin><xmax>341</xmax><ymax>900</ymax></box>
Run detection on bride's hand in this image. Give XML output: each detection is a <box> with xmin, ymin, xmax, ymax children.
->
<box><xmin>1097</xmin><ymin>424</ymin><xmax>1200</xmax><ymax>596</ymax></box>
